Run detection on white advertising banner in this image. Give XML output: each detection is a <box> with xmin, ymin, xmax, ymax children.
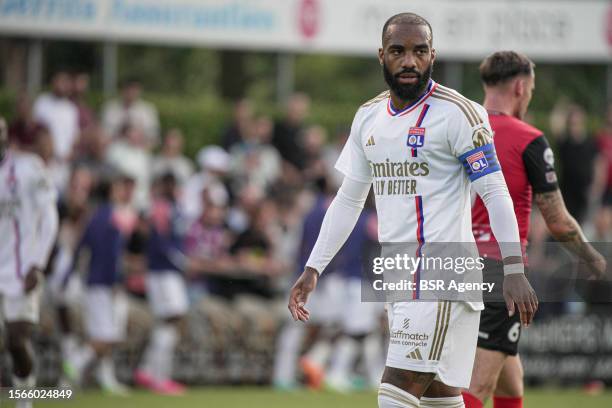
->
<box><xmin>0</xmin><ymin>0</ymin><xmax>610</xmax><ymax>62</ymax></box>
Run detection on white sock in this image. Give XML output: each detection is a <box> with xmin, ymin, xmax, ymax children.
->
<box><xmin>272</xmin><ymin>323</ymin><xmax>304</xmax><ymax>386</ymax></box>
<box><xmin>304</xmin><ymin>339</ymin><xmax>332</xmax><ymax>368</ymax></box>
<box><xmin>154</xmin><ymin>325</ymin><xmax>178</xmax><ymax>381</ymax></box>
<box><xmin>378</xmin><ymin>383</ymin><xmax>420</xmax><ymax>407</ymax></box>
<box><xmin>97</xmin><ymin>356</ymin><xmax>119</xmax><ymax>387</ymax></box>
<box><xmin>73</xmin><ymin>344</ymin><xmax>96</xmax><ymax>375</ymax></box>
<box><xmin>61</xmin><ymin>335</ymin><xmax>78</xmax><ymax>360</ymax></box>
<box><xmin>327</xmin><ymin>336</ymin><xmax>358</xmax><ymax>385</ymax></box>
<box><xmin>363</xmin><ymin>333</ymin><xmax>384</xmax><ymax>387</ymax></box>
<box><xmin>420</xmin><ymin>396</ymin><xmax>464</xmax><ymax>407</ymax></box>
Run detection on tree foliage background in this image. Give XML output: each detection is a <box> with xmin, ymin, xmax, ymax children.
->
<box><xmin>0</xmin><ymin>41</ymin><xmax>609</xmax><ymax>157</ymax></box>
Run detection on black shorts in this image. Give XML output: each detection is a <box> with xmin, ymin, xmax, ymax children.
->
<box><xmin>477</xmin><ymin>258</ymin><xmax>522</xmax><ymax>356</ymax></box>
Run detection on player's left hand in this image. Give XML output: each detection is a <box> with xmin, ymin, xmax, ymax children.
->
<box><xmin>24</xmin><ymin>266</ymin><xmax>42</xmax><ymax>293</ymax></box>
<box><xmin>288</xmin><ymin>267</ymin><xmax>319</xmax><ymax>322</ymax></box>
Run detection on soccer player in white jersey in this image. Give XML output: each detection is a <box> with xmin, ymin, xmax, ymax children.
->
<box><xmin>0</xmin><ymin>116</ymin><xmax>59</xmax><ymax>408</ymax></box>
<box><xmin>288</xmin><ymin>13</ymin><xmax>538</xmax><ymax>408</ymax></box>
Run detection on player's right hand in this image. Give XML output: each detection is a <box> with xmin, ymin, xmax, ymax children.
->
<box><xmin>288</xmin><ymin>267</ymin><xmax>319</xmax><ymax>322</ymax></box>
<box><xmin>503</xmin><ymin>273</ymin><xmax>538</xmax><ymax>327</ymax></box>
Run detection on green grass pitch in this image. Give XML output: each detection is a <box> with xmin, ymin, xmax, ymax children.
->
<box><xmin>12</xmin><ymin>387</ymin><xmax>612</xmax><ymax>408</ymax></box>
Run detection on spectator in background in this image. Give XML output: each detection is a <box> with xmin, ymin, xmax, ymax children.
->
<box><xmin>272</xmin><ymin>93</ymin><xmax>311</xmax><ymax>181</ymax></box>
<box><xmin>227</xmin><ymin>183</ymin><xmax>264</xmax><ymax>235</ymax></box>
<box><xmin>221</xmin><ymin>98</ymin><xmax>254</xmax><ymax>151</ymax></box>
<box><xmin>301</xmin><ymin>125</ymin><xmax>330</xmax><ymax>188</ymax></box>
<box><xmin>548</xmin><ymin>96</ymin><xmax>572</xmax><ymax>140</ymax></box>
<box><xmin>184</xmin><ymin>186</ymin><xmax>235</xmax><ymax>304</ymax></box>
<box><xmin>229</xmin><ymin>115</ymin><xmax>281</xmax><ymax>193</ymax></box>
<box><xmin>102</xmin><ymin>79</ymin><xmax>160</xmax><ymax>148</ymax></box>
<box><xmin>33</xmin><ymin>70</ymin><xmax>79</xmax><ymax>162</ymax></box>
<box><xmin>36</xmin><ymin>127</ymin><xmax>70</xmax><ymax>193</ymax></box>
<box><xmin>323</xmin><ymin>127</ymin><xmax>350</xmax><ymax>189</ymax></box>
<box><xmin>557</xmin><ymin>105</ymin><xmax>600</xmax><ymax>223</ymax></box>
<box><xmin>8</xmin><ymin>94</ymin><xmax>46</xmax><ymax>148</ymax></box>
<box><xmin>71</xmin><ymin>72</ymin><xmax>96</xmax><ymax>132</ymax></box>
<box><xmin>152</xmin><ymin>128</ymin><xmax>194</xmax><ymax>187</ymax></box>
<box><xmin>595</xmin><ymin>103</ymin><xmax>612</xmax><ymax>240</ymax></box>
<box><xmin>106</xmin><ymin>122</ymin><xmax>152</xmax><ymax>211</ymax></box>
<box><xmin>182</xmin><ymin>146</ymin><xmax>230</xmax><ymax>221</ymax></box>
<box><xmin>72</xmin><ymin>125</ymin><xmax>116</xmax><ymax>203</ymax></box>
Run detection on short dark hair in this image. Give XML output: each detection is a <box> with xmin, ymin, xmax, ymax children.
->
<box><xmin>382</xmin><ymin>13</ymin><xmax>433</xmax><ymax>45</ymax></box>
<box><xmin>479</xmin><ymin>51</ymin><xmax>534</xmax><ymax>86</ymax></box>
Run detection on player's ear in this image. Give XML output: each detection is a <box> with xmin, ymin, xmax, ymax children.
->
<box><xmin>514</xmin><ymin>78</ymin><xmax>524</xmax><ymax>97</ymax></box>
<box><xmin>431</xmin><ymin>48</ymin><xmax>436</xmax><ymax>63</ymax></box>
<box><xmin>378</xmin><ymin>48</ymin><xmax>384</xmax><ymax>65</ymax></box>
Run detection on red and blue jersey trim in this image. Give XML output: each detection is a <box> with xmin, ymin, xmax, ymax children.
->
<box><xmin>387</xmin><ymin>80</ymin><xmax>437</xmax><ymax>117</ymax></box>
<box><xmin>8</xmin><ymin>161</ymin><xmax>22</xmax><ymax>280</ymax></box>
<box><xmin>414</xmin><ymin>195</ymin><xmax>425</xmax><ymax>300</ymax></box>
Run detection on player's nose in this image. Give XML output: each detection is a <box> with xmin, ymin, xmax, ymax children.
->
<box><xmin>399</xmin><ymin>53</ymin><xmax>417</xmax><ymax>70</ymax></box>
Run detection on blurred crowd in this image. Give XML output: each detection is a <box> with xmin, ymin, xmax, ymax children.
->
<box><xmin>2</xmin><ymin>68</ymin><xmax>612</xmax><ymax>390</ymax></box>
<box><xmin>3</xmin><ymin>69</ymin><xmax>383</xmax><ymax>392</ymax></box>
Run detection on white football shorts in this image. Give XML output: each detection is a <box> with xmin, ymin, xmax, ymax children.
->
<box><xmin>146</xmin><ymin>271</ymin><xmax>189</xmax><ymax>319</ymax></box>
<box><xmin>385</xmin><ymin>300</ymin><xmax>480</xmax><ymax>388</ymax></box>
<box><xmin>84</xmin><ymin>286</ymin><xmax>128</xmax><ymax>342</ymax></box>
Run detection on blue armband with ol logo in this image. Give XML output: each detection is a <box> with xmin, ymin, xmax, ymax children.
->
<box><xmin>458</xmin><ymin>144</ymin><xmax>501</xmax><ymax>181</ymax></box>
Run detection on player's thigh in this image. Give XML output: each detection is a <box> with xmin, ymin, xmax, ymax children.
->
<box><xmin>494</xmin><ymin>355</ymin><xmax>524</xmax><ymax>397</ymax></box>
<box><xmin>423</xmin><ymin>380</ymin><xmax>461</xmax><ymax>398</ymax></box>
<box><xmin>381</xmin><ymin>366</ymin><xmax>435</xmax><ymax>398</ymax></box>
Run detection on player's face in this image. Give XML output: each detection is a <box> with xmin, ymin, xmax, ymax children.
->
<box><xmin>379</xmin><ymin>24</ymin><xmax>435</xmax><ymax>101</ymax></box>
<box><xmin>518</xmin><ymin>73</ymin><xmax>535</xmax><ymax>120</ymax></box>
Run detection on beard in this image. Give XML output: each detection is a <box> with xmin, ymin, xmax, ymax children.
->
<box><xmin>383</xmin><ymin>62</ymin><xmax>433</xmax><ymax>102</ymax></box>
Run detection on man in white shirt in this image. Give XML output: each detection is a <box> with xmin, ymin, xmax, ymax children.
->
<box><xmin>0</xmin><ymin>116</ymin><xmax>59</xmax><ymax>407</ymax></box>
<box><xmin>33</xmin><ymin>70</ymin><xmax>79</xmax><ymax>162</ymax></box>
<box><xmin>102</xmin><ymin>79</ymin><xmax>160</xmax><ymax>147</ymax></box>
<box><xmin>288</xmin><ymin>13</ymin><xmax>537</xmax><ymax>408</ymax></box>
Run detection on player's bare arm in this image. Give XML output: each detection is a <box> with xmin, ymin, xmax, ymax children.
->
<box><xmin>535</xmin><ymin>189</ymin><xmax>607</xmax><ymax>279</ymax></box>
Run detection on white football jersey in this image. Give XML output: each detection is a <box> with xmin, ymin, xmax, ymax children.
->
<box><xmin>0</xmin><ymin>151</ymin><xmax>58</xmax><ymax>295</ymax></box>
<box><xmin>336</xmin><ymin>80</ymin><xmax>499</xmax><ymax>244</ymax></box>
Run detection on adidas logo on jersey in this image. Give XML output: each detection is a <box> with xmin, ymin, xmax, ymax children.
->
<box><xmin>406</xmin><ymin>348</ymin><xmax>423</xmax><ymax>360</ymax></box>
<box><xmin>365</xmin><ymin>135</ymin><xmax>376</xmax><ymax>146</ymax></box>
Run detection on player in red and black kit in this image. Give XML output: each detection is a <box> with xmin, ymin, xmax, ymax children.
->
<box><xmin>462</xmin><ymin>51</ymin><xmax>607</xmax><ymax>408</ymax></box>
